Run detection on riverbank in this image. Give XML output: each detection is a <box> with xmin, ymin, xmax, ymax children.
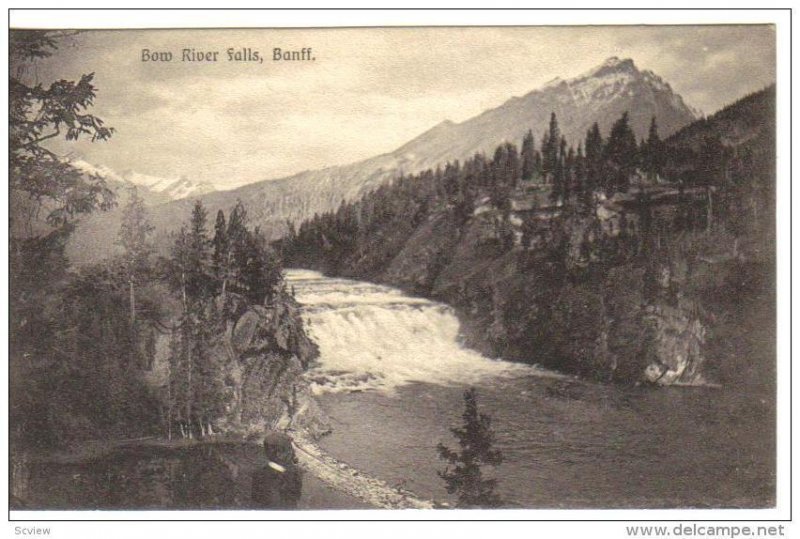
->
<box><xmin>15</xmin><ymin>428</ymin><xmax>441</xmax><ymax>510</ymax></box>
<box><xmin>291</xmin><ymin>430</ymin><xmax>436</xmax><ymax>509</ymax></box>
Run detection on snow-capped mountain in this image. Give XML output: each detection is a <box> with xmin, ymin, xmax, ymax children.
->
<box><xmin>542</xmin><ymin>57</ymin><xmax>701</xmax><ymax>117</ymax></box>
<box><xmin>121</xmin><ymin>170</ymin><xmax>216</xmax><ymax>200</ymax></box>
<box><xmin>65</xmin><ymin>161</ymin><xmax>217</xmax><ymax>263</ymax></box>
<box><xmin>71</xmin><ymin>160</ymin><xmax>216</xmax><ymax>203</ymax></box>
<box><xmin>69</xmin><ymin>57</ymin><xmax>699</xmax><ymax>264</ymax></box>
<box><xmin>156</xmin><ymin>57</ymin><xmax>697</xmax><ymax>239</ymax></box>
<box><xmin>389</xmin><ymin>57</ymin><xmax>698</xmax><ymax>173</ymax></box>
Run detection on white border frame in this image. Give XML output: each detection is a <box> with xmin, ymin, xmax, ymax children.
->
<box><xmin>3</xmin><ymin>6</ymin><xmax>794</xmax><ymax>534</ymax></box>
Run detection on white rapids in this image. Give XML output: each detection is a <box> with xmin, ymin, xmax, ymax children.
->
<box><xmin>285</xmin><ymin>269</ymin><xmax>556</xmax><ymax>394</ymax></box>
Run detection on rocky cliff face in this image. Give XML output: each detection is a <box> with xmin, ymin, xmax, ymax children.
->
<box><xmin>146</xmin><ymin>291</ymin><xmax>328</xmax><ymax>439</ymax></box>
<box><xmin>641</xmin><ymin>299</ymin><xmax>706</xmax><ymax>385</ymax></box>
<box><xmin>298</xmin><ymin>195</ymin><xmax>713</xmax><ymax>386</ymax></box>
<box><xmin>224</xmin><ymin>292</ymin><xmax>328</xmax><ymax>437</ymax></box>
<box><xmin>437</xmin><ymin>218</ymin><xmax>709</xmax><ymax>386</ymax></box>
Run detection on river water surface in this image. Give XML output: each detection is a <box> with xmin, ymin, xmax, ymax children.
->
<box><xmin>288</xmin><ymin>269</ymin><xmax>775</xmax><ymax>509</ymax></box>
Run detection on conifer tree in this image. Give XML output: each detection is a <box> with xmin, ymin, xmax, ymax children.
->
<box><xmin>166</xmin><ymin>322</ymin><xmax>187</xmax><ymax>439</ymax></box>
<box><xmin>575</xmin><ymin>144</ymin><xmax>594</xmax><ymax>215</ymax></box>
<box><xmin>550</xmin><ymin>136</ymin><xmax>567</xmax><ymax>205</ymax></box>
<box><xmin>438</xmin><ymin>388</ymin><xmax>504</xmax><ymax>508</ymax></box>
<box><xmin>212</xmin><ymin>209</ymin><xmax>228</xmax><ymax>292</ymax></box>
<box><xmin>169</xmin><ymin>227</ymin><xmax>191</xmax><ymax>310</ymax></box>
<box><xmin>222</xmin><ymin>200</ymin><xmax>249</xmax><ymax>304</ymax></box>
<box><xmin>521</xmin><ymin>129</ymin><xmax>537</xmax><ymax>181</ymax></box>
<box><xmin>642</xmin><ymin>116</ymin><xmax>665</xmax><ymax>181</ymax></box>
<box><xmin>240</xmin><ymin>227</ymin><xmax>282</xmax><ymax>305</ymax></box>
<box><xmin>186</xmin><ymin>200</ymin><xmax>212</xmax><ymax>304</ymax></box>
<box><xmin>505</xmin><ymin>143</ymin><xmax>521</xmax><ymax>189</ymax></box>
<box><xmin>698</xmin><ymin>135</ymin><xmax>726</xmax><ymax>231</ymax></box>
<box><xmin>604</xmin><ymin>112</ymin><xmax>638</xmax><ymax>194</ymax></box>
<box><xmin>167</xmin><ymin>207</ymin><xmax>228</xmax><ymax>438</ymax></box>
<box><xmin>584</xmin><ymin>122</ymin><xmax>604</xmax><ymax>194</ymax></box>
<box><xmin>188</xmin><ymin>303</ymin><xmax>222</xmax><ymax>436</ymax></box>
<box><xmin>563</xmin><ymin>140</ymin><xmax>573</xmax><ymax>202</ymax></box>
<box><xmin>442</xmin><ymin>160</ymin><xmax>462</xmax><ymax>200</ymax></box>
<box><xmin>534</xmin><ymin>149</ymin><xmax>543</xmax><ymax>179</ymax></box>
<box><xmin>490</xmin><ymin>145</ymin><xmax>510</xmax><ymax>211</ymax></box>
<box><xmin>118</xmin><ymin>186</ymin><xmax>154</xmax><ymax>326</ymax></box>
<box><xmin>542</xmin><ymin>112</ymin><xmax>561</xmax><ymax>183</ymax></box>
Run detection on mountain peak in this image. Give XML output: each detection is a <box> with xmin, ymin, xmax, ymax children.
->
<box><xmin>602</xmin><ymin>56</ymin><xmax>634</xmax><ymax>68</ymax></box>
<box><xmin>71</xmin><ymin>159</ymin><xmax>216</xmax><ymax>202</ymax></box>
<box><xmin>161</xmin><ymin>58</ymin><xmax>694</xmax><ymax>230</ymax></box>
<box><xmin>589</xmin><ymin>56</ymin><xmax>638</xmax><ymax>77</ymax></box>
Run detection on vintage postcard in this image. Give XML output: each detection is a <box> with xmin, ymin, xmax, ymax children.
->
<box><xmin>6</xmin><ymin>9</ymin><xmax>790</xmax><ymax>530</ymax></box>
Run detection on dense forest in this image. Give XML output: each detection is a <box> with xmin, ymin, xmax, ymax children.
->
<box><xmin>279</xmin><ymin>86</ymin><xmax>775</xmax><ymax>384</ymax></box>
<box><xmin>12</xmin><ymin>188</ymin><xmax>315</xmax><ymax>448</ymax></box>
<box><xmin>10</xmin><ymin>31</ymin><xmax>318</xmax><ymax>452</ymax></box>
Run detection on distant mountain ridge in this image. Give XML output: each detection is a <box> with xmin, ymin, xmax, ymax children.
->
<box><xmin>69</xmin><ymin>57</ymin><xmax>699</xmax><ymax>264</ymax></box>
<box><xmin>389</xmin><ymin>57</ymin><xmax>699</xmax><ymax>172</ymax></box>
<box><xmin>71</xmin><ymin>159</ymin><xmax>217</xmax><ymax>202</ymax></box>
<box><xmin>159</xmin><ymin>57</ymin><xmax>697</xmax><ymax>237</ymax></box>
<box><xmin>66</xmin><ymin>161</ymin><xmax>216</xmax><ymax>262</ymax></box>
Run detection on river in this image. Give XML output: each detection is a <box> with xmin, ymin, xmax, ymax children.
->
<box><xmin>17</xmin><ymin>270</ymin><xmax>774</xmax><ymax>510</ymax></box>
<box><xmin>287</xmin><ymin>269</ymin><xmax>775</xmax><ymax>509</ymax></box>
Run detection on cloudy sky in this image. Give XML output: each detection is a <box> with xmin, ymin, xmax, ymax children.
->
<box><xmin>19</xmin><ymin>26</ymin><xmax>775</xmax><ymax>190</ymax></box>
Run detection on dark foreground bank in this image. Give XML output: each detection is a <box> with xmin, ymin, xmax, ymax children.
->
<box><xmin>14</xmin><ymin>440</ymin><xmax>369</xmax><ymax>510</ymax></box>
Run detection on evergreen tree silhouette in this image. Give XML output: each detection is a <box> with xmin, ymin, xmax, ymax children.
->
<box><xmin>585</xmin><ymin>122</ymin><xmax>604</xmax><ymax>194</ymax></box>
<box><xmin>642</xmin><ymin>116</ymin><xmax>665</xmax><ymax>181</ymax></box>
<box><xmin>604</xmin><ymin>111</ymin><xmax>638</xmax><ymax>194</ymax></box>
<box><xmin>542</xmin><ymin>112</ymin><xmax>561</xmax><ymax>184</ymax></box>
<box><xmin>118</xmin><ymin>186</ymin><xmax>154</xmax><ymax>326</ymax></box>
<box><xmin>521</xmin><ymin>129</ymin><xmax>537</xmax><ymax>181</ymax></box>
<box><xmin>437</xmin><ymin>388</ymin><xmax>504</xmax><ymax>508</ymax></box>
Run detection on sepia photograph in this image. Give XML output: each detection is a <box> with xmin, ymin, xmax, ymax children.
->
<box><xmin>6</xmin><ymin>9</ymin><xmax>789</xmax><ymax>525</ymax></box>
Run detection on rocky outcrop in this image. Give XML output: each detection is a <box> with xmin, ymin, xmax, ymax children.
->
<box><xmin>221</xmin><ymin>291</ymin><xmax>327</xmax><ymax>438</ymax></box>
<box><xmin>641</xmin><ymin>299</ymin><xmax>706</xmax><ymax>385</ymax></box>
<box><xmin>144</xmin><ymin>290</ymin><xmax>327</xmax><ymax>440</ymax></box>
<box><xmin>383</xmin><ymin>212</ymin><xmax>463</xmax><ymax>295</ymax></box>
<box><xmin>230</xmin><ymin>294</ymin><xmax>319</xmax><ymax>370</ymax></box>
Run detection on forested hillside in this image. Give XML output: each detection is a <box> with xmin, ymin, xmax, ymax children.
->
<box><xmin>10</xmin><ymin>31</ymin><xmax>321</xmax><ymax>453</ymax></box>
<box><xmin>280</xmin><ymin>86</ymin><xmax>775</xmax><ymax>385</ymax></box>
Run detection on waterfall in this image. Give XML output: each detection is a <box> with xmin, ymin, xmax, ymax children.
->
<box><xmin>286</xmin><ymin>269</ymin><xmax>549</xmax><ymax>394</ymax></box>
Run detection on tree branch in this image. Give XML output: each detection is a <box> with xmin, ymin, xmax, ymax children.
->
<box><xmin>23</xmin><ymin>128</ymin><xmax>60</xmax><ymax>148</ymax></box>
